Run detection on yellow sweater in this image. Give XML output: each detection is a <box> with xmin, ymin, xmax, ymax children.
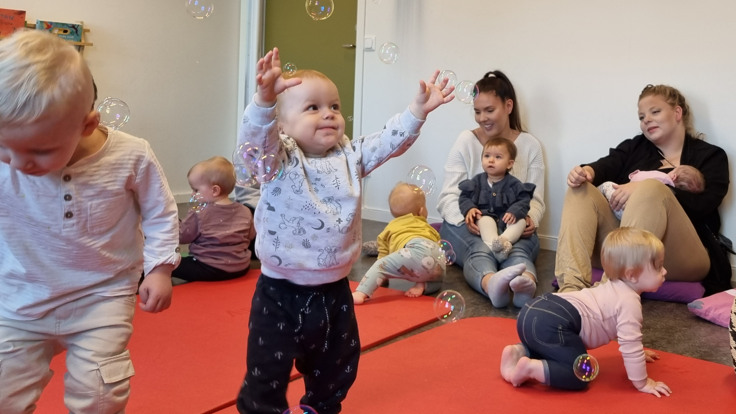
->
<box><xmin>377</xmin><ymin>214</ymin><xmax>441</xmax><ymax>258</ymax></box>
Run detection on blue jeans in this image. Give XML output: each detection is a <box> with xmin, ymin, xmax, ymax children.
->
<box><xmin>439</xmin><ymin>221</ymin><xmax>539</xmax><ymax>297</ymax></box>
<box><xmin>517</xmin><ymin>293</ymin><xmax>588</xmax><ymax>390</ymax></box>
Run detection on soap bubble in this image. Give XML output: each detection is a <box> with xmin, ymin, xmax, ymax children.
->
<box><xmin>233</xmin><ymin>142</ymin><xmax>286</xmax><ymax>185</ymax></box>
<box><xmin>185</xmin><ymin>0</ymin><xmax>214</xmax><ymax>19</ymax></box>
<box><xmin>573</xmin><ymin>353</ymin><xmax>599</xmax><ymax>382</ymax></box>
<box><xmin>283</xmin><ymin>62</ymin><xmax>298</xmax><ymax>78</ymax></box>
<box><xmin>437</xmin><ymin>70</ymin><xmax>457</xmax><ymax>88</ymax></box>
<box><xmin>233</xmin><ymin>142</ymin><xmax>260</xmax><ymax>186</ymax></box>
<box><xmin>406</xmin><ymin>165</ymin><xmax>436</xmax><ymax>195</ymax></box>
<box><xmin>378</xmin><ymin>42</ymin><xmax>399</xmax><ymax>64</ymax></box>
<box><xmin>434</xmin><ymin>290</ymin><xmax>465</xmax><ymax>323</ymax></box>
<box><xmin>283</xmin><ymin>405</ymin><xmax>318</xmax><ymax>414</ymax></box>
<box><xmin>97</xmin><ymin>97</ymin><xmax>130</xmax><ymax>131</ymax></box>
<box><xmin>253</xmin><ymin>152</ymin><xmax>286</xmax><ymax>183</ymax></box>
<box><xmin>437</xmin><ymin>239</ymin><xmax>456</xmax><ymax>265</ymax></box>
<box><xmin>305</xmin><ymin>0</ymin><xmax>334</xmax><ymax>21</ymax></box>
<box><xmin>188</xmin><ymin>192</ymin><xmax>208</xmax><ymax>213</ymax></box>
<box><xmin>455</xmin><ymin>80</ymin><xmax>477</xmax><ymax>104</ymax></box>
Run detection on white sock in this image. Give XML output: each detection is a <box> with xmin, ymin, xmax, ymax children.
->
<box><xmin>485</xmin><ymin>263</ymin><xmax>526</xmax><ymax>308</ymax></box>
<box><xmin>510</xmin><ymin>274</ymin><xmax>537</xmax><ymax>308</ymax></box>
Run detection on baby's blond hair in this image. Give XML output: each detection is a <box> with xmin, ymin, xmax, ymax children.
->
<box><xmin>600</xmin><ymin>227</ymin><xmax>664</xmax><ymax>281</ymax></box>
<box><xmin>188</xmin><ymin>156</ymin><xmax>237</xmax><ymax>195</ymax></box>
<box><xmin>388</xmin><ymin>182</ymin><xmax>425</xmax><ymax>218</ymax></box>
<box><xmin>0</xmin><ymin>29</ymin><xmax>93</xmax><ymax>126</ymax></box>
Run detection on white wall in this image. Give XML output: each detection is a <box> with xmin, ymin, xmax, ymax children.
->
<box><xmin>3</xmin><ymin>0</ymin><xmax>244</xmax><ymax>202</ymax></box>
<box><xmin>7</xmin><ymin>0</ymin><xmax>736</xmax><ymax>256</ymax></box>
<box><xmin>355</xmin><ymin>0</ymin><xmax>736</xmax><ymax>253</ymax></box>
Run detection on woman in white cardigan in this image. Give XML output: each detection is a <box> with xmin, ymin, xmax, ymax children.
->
<box><xmin>437</xmin><ymin>71</ymin><xmax>546</xmax><ymax>308</ymax></box>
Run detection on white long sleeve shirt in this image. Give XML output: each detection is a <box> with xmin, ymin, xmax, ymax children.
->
<box><xmin>0</xmin><ymin>129</ymin><xmax>180</xmax><ymax>319</ymax></box>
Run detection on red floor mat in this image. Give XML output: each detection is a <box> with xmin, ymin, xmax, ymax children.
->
<box><xmin>34</xmin><ymin>271</ymin><xmax>437</xmax><ymax>413</ymax></box>
<box><xmin>271</xmin><ymin>317</ymin><xmax>735</xmax><ymax>413</ymax></box>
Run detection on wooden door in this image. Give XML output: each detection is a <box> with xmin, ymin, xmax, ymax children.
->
<box><xmin>264</xmin><ymin>0</ymin><xmax>358</xmax><ymax>134</ymax></box>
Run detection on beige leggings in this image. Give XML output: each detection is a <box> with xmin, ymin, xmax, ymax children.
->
<box><xmin>555</xmin><ymin>179</ymin><xmax>709</xmax><ymax>292</ymax></box>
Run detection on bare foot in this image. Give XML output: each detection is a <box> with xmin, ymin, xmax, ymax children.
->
<box><xmin>501</xmin><ymin>344</ymin><xmax>526</xmax><ymax>383</ymax></box>
<box><xmin>352</xmin><ymin>291</ymin><xmax>369</xmax><ymax>305</ymax></box>
<box><xmin>509</xmin><ymin>356</ymin><xmax>545</xmax><ymax>387</ymax></box>
<box><xmin>405</xmin><ymin>282</ymin><xmax>426</xmax><ymax>298</ymax></box>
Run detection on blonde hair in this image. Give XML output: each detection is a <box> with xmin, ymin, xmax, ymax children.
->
<box><xmin>639</xmin><ymin>84</ymin><xmax>699</xmax><ymax>138</ymax></box>
<box><xmin>600</xmin><ymin>227</ymin><xmax>664</xmax><ymax>281</ymax></box>
<box><xmin>276</xmin><ymin>69</ymin><xmax>333</xmax><ymax>108</ymax></box>
<box><xmin>188</xmin><ymin>156</ymin><xmax>237</xmax><ymax>195</ymax></box>
<box><xmin>388</xmin><ymin>182</ymin><xmax>425</xmax><ymax>218</ymax></box>
<box><xmin>0</xmin><ymin>29</ymin><xmax>93</xmax><ymax>126</ymax></box>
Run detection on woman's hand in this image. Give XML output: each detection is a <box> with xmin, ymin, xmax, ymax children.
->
<box><xmin>567</xmin><ymin>165</ymin><xmax>594</xmax><ymax>187</ymax></box>
<box><xmin>521</xmin><ymin>216</ymin><xmax>536</xmax><ymax>238</ymax></box>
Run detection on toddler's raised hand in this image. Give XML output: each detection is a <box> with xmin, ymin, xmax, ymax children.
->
<box><xmin>409</xmin><ymin>70</ymin><xmax>455</xmax><ymax>120</ymax></box>
<box><xmin>254</xmin><ymin>47</ymin><xmax>302</xmax><ymax>107</ymax></box>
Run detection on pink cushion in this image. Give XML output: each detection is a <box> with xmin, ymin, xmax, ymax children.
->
<box><xmin>687</xmin><ymin>289</ymin><xmax>736</xmax><ymax>327</ymax></box>
<box><xmin>553</xmin><ymin>267</ymin><xmax>705</xmax><ymax>303</ymax></box>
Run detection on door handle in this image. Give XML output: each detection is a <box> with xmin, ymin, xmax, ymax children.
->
<box><xmin>342</xmin><ymin>43</ymin><xmax>356</xmax><ymax>49</ymax></box>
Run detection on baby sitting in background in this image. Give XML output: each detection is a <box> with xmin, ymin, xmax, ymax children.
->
<box><xmin>174</xmin><ymin>156</ymin><xmax>255</xmax><ymax>282</ymax></box>
<box><xmin>598</xmin><ymin>165</ymin><xmax>704</xmax><ymax>219</ymax></box>
<box><xmin>353</xmin><ymin>182</ymin><xmax>446</xmax><ymax>304</ymax></box>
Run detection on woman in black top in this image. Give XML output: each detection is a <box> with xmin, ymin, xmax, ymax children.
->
<box><xmin>555</xmin><ymin>84</ymin><xmax>730</xmax><ymax>294</ymax></box>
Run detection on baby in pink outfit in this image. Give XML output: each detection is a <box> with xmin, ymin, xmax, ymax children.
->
<box><xmin>598</xmin><ymin>165</ymin><xmax>704</xmax><ymax>219</ymax></box>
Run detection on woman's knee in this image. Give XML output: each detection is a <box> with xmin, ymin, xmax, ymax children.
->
<box><xmin>627</xmin><ymin>179</ymin><xmax>674</xmax><ymax>207</ymax></box>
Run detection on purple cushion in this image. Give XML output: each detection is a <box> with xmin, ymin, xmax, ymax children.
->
<box><xmin>553</xmin><ymin>267</ymin><xmax>705</xmax><ymax>303</ymax></box>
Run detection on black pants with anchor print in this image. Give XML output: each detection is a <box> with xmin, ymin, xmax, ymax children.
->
<box><xmin>237</xmin><ymin>274</ymin><xmax>360</xmax><ymax>414</ymax></box>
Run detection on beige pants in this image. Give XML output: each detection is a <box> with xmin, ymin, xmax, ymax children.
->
<box><xmin>555</xmin><ymin>179</ymin><xmax>709</xmax><ymax>292</ymax></box>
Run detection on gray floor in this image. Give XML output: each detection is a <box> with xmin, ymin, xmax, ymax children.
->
<box><xmin>353</xmin><ymin>220</ymin><xmax>732</xmax><ymax>367</ymax></box>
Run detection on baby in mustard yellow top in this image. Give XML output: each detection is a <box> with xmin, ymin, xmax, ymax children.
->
<box><xmin>353</xmin><ymin>182</ymin><xmax>446</xmax><ymax>304</ymax></box>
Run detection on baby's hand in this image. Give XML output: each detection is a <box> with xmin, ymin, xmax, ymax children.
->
<box><xmin>138</xmin><ymin>266</ymin><xmax>174</xmax><ymax>313</ymax></box>
<box><xmin>408</xmin><ymin>70</ymin><xmax>454</xmax><ymax>120</ymax></box>
<box><xmin>644</xmin><ymin>349</ymin><xmax>660</xmax><ymax>363</ymax></box>
<box><xmin>465</xmin><ymin>208</ymin><xmax>481</xmax><ymax>226</ymax></box>
<box><xmin>502</xmin><ymin>212</ymin><xmax>517</xmax><ymax>224</ymax></box>
<box><xmin>635</xmin><ymin>378</ymin><xmax>671</xmax><ymax>397</ymax></box>
<box><xmin>254</xmin><ymin>47</ymin><xmax>303</xmax><ymax>107</ymax></box>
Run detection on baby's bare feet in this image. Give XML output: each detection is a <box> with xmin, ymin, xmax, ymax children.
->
<box><xmin>405</xmin><ymin>282</ymin><xmax>426</xmax><ymax>298</ymax></box>
<box><xmin>501</xmin><ymin>344</ymin><xmax>526</xmax><ymax>383</ymax></box>
<box><xmin>352</xmin><ymin>291</ymin><xmax>369</xmax><ymax>305</ymax></box>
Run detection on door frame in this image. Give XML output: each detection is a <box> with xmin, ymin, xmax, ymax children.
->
<box><xmin>237</xmin><ymin>0</ymin><xmax>366</xmax><ymax>139</ymax></box>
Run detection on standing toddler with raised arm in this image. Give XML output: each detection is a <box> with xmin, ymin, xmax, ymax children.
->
<box><xmin>0</xmin><ymin>30</ymin><xmax>179</xmax><ymax>412</ymax></box>
<box><xmin>501</xmin><ymin>227</ymin><xmax>672</xmax><ymax>397</ymax></box>
<box><xmin>352</xmin><ymin>182</ymin><xmax>445</xmax><ymax>304</ymax></box>
<box><xmin>235</xmin><ymin>47</ymin><xmax>453</xmax><ymax>414</ymax></box>
<box><xmin>174</xmin><ymin>156</ymin><xmax>256</xmax><ymax>282</ymax></box>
